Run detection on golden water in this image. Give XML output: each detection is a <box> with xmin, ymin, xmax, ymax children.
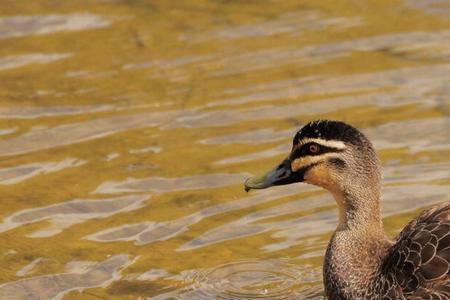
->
<box><xmin>0</xmin><ymin>1</ymin><xmax>449</xmax><ymax>299</ymax></box>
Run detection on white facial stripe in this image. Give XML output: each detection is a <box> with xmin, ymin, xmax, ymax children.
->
<box><xmin>291</xmin><ymin>152</ymin><xmax>340</xmax><ymax>172</ymax></box>
<box><xmin>298</xmin><ymin>138</ymin><xmax>346</xmax><ymax>150</ymax></box>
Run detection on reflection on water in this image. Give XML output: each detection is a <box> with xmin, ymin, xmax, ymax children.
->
<box><xmin>0</xmin><ymin>158</ymin><xmax>85</xmax><ymax>185</ymax></box>
<box><xmin>0</xmin><ymin>14</ymin><xmax>109</xmax><ymax>40</ymax></box>
<box><xmin>200</xmin><ymin>128</ymin><xmax>294</xmax><ymax>145</ymax></box>
<box><xmin>206</xmin><ymin>31</ymin><xmax>450</xmax><ymax>78</ymax></box>
<box><xmin>150</xmin><ymin>259</ymin><xmax>323</xmax><ymax>300</ymax></box>
<box><xmin>213</xmin><ymin>117</ymin><xmax>449</xmax><ymax>166</ymax></box>
<box><xmin>210</xmin><ymin>63</ymin><xmax>450</xmax><ymax>107</ymax></box>
<box><xmin>0</xmin><ymin>1</ymin><xmax>449</xmax><ymax>299</ymax></box>
<box><xmin>94</xmin><ymin>173</ymin><xmax>248</xmax><ymax>194</ymax></box>
<box><xmin>407</xmin><ymin>0</ymin><xmax>450</xmax><ymax>15</ymax></box>
<box><xmin>0</xmin><ymin>110</ymin><xmax>184</xmax><ymax>156</ymax></box>
<box><xmin>0</xmin><ymin>104</ymin><xmax>115</xmax><ymax>119</ymax></box>
<box><xmin>87</xmin><ymin>185</ymin><xmax>314</xmax><ymax>245</ymax></box>
<box><xmin>0</xmin><ymin>53</ymin><xmax>72</xmax><ymax>71</ymax></box>
<box><xmin>180</xmin><ymin>182</ymin><xmax>449</xmax><ymax>252</ymax></box>
<box><xmin>0</xmin><ymin>195</ymin><xmax>149</xmax><ymax>237</ymax></box>
<box><xmin>180</xmin><ymin>10</ymin><xmax>361</xmax><ymax>43</ymax></box>
<box><xmin>0</xmin><ymin>255</ymin><xmax>132</xmax><ymax>300</ymax></box>
<box><xmin>15</xmin><ymin>257</ymin><xmax>43</xmax><ymax>277</ymax></box>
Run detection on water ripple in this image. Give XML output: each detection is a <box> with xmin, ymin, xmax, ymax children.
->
<box><xmin>0</xmin><ymin>158</ymin><xmax>86</xmax><ymax>185</ymax></box>
<box><xmin>94</xmin><ymin>173</ymin><xmax>248</xmax><ymax>194</ymax></box>
<box><xmin>86</xmin><ymin>185</ymin><xmax>316</xmax><ymax>244</ymax></box>
<box><xmin>150</xmin><ymin>259</ymin><xmax>323</xmax><ymax>300</ymax></box>
<box><xmin>0</xmin><ymin>194</ymin><xmax>149</xmax><ymax>237</ymax></box>
<box><xmin>0</xmin><ymin>255</ymin><xmax>132</xmax><ymax>300</ymax></box>
<box><xmin>210</xmin><ymin>64</ymin><xmax>450</xmax><ymax>107</ymax></box>
<box><xmin>180</xmin><ymin>10</ymin><xmax>361</xmax><ymax>43</ymax></box>
<box><xmin>180</xmin><ymin>182</ymin><xmax>449</xmax><ymax>252</ymax></box>
<box><xmin>0</xmin><ymin>104</ymin><xmax>115</xmax><ymax>119</ymax></box>
<box><xmin>212</xmin><ymin>117</ymin><xmax>450</xmax><ymax>166</ymax></box>
<box><xmin>0</xmin><ymin>53</ymin><xmax>72</xmax><ymax>71</ymax></box>
<box><xmin>207</xmin><ymin>30</ymin><xmax>450</xmax><ymax>77</ymax></box>
<box><xmin>0</xmin><ymin>14</ymin><xmax>110</xmax><ymax>40</ymax></box>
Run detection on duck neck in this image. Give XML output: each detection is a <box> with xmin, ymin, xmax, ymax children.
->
<box><xmin>332</xmin><ymin>177</ymin><xmax>383</xmax><ymax>234</ymax></box>
<box><xmin>324</xmin><ymin>181</ymin><xmax>389</xmax><ymax>299</ymax></box>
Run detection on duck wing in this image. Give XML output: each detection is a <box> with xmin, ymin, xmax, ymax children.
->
<box><xmin>379</xmin><ymin>202</ymin><xmax>450</xmax><ymax>299</ymax></box>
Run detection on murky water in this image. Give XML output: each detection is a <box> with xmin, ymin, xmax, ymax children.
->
<box><xmin>0</xmin><ymin>1</ymin><xmax>449</xmax><ymax>299</ymax></box>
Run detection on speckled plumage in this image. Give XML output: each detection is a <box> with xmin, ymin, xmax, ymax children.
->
<box><xmin>307</xmin><ymin>121</ymin><xmax>450</xmax><ymax>300</ymax></box>
<box><xmin>324</xmin><ymin>202</ymin><xmax>450</xmax><ymax>300</ymax></box>
<box><xmin>245</xmin><ymin>120</ymin><xmax>450</xmax><ymax>300</ymax></box>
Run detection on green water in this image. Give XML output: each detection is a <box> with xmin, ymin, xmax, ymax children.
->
<box><xmin>0</xmin><ymin>1</ymin><xmax>449</xmax><ymax>299</ymax></box>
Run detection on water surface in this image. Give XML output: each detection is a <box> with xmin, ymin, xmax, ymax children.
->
<box><xmin>0</xmin><ymin>1</ymin><xmax>449</xmax><ymax>299</ymax></box>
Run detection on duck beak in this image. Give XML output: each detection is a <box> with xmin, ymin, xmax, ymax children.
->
<box><xmin>244</xmin><ymin>158</ymin><xmax>304</xmax><ymax>192</ymax></box>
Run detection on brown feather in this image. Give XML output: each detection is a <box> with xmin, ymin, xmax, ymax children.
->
<box><xmin>379</xmin><ymin>203</ymin><xmax>450</xmax><ymax>299</ymax></box>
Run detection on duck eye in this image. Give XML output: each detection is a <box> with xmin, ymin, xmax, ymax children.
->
<box><xmin>309</xmin><ymin>144</ymin><xmax>320</xmax><ymax>154</ymax></box>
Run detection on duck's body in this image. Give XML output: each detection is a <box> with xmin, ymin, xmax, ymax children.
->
<box><xmin>325</xmin><ymin>203</ymin><xmax>450</xmax><ymax>299</ymax></box>
<box><xmin>244</xmin><ymin>120</ymin><xmax>450</xmax><ymax>299</ymax></box>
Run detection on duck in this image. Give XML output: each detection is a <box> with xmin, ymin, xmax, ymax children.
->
<box><xmin>244</xmin><ymin>120</ymin><xmax>450</xmax><ymax>300</ymax></box>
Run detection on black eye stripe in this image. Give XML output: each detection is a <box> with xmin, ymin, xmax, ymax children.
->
<box><xmin>291</xmin><ymin>142</ymin><xmax>344</xmax><ymax>159</ymax></box>
<box><xmin>291</xmin><ymin>147</ymin><xmax>302</xmax><ymax>159</ymax></box>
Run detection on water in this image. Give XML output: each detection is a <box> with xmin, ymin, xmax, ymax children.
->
<box><xmin>0</xmin><ymin>1</ymin><xmax>449</xmax><ymax>299</ymax></box>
